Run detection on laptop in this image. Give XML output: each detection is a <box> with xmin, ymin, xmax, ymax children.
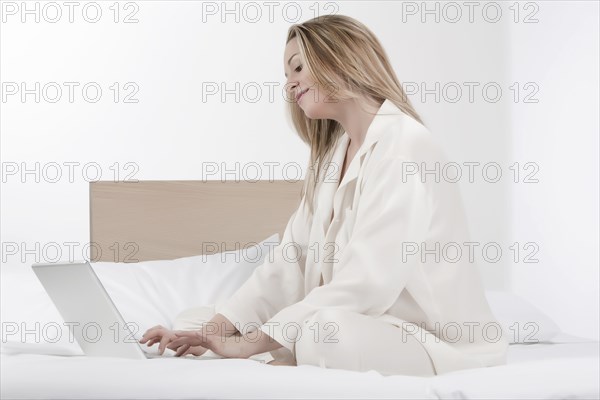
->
<box><xmin>31</xmin><ymin>261</ymin><xmax>224</xmax><ymax>361</ymax></box>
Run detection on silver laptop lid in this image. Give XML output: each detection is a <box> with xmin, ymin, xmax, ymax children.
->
<box><xmin>31</xmin><ymin>261</ymin><xmax>146</xmax><ymax>359</ymax></box>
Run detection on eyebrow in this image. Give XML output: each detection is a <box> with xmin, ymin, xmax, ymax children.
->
<box><xmin>284</xmin><ymin>53</ymin><xmax>299</xmax><ymax>78</ymax></box>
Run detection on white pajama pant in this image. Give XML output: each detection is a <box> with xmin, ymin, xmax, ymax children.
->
<box><xmin>173</xmin><ymin>305</ymin><xmax>436</xmax><ymax>377</ymax></box>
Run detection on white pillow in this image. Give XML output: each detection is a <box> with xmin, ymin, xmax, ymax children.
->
<box><xmin>3</xmin><ymin>242</ymin><xmax>565</xmax><ymax>350</ymax></box>
<box><xmin>0</xmin><ymin>233</ymin><xmax>279</xmax><ymax>349</ymax></box>
<box><xmin>91</xmin><ymin>233</ymin><xmax>280</xmax><ymax>338</ymax></box>
<box><xmin>485</xmin><ymin>290</ymin><xmax>562</xmax><ymax>344</ymax></box>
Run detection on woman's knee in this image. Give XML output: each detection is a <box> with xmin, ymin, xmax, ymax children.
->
<box><xmin>293</xmin><ymin>309</ymin><xmax>436</xmax><ymax>377</ymax></box>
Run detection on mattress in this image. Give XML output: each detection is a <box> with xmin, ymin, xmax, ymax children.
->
<box><xmin>2</xmin><ymin>333</ymin><xmax>598</xmax><ymax>399</ymax></box>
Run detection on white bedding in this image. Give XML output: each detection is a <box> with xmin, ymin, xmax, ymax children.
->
<box><xmin>2</xmin><ymin>252</ymin><xmax>599</xmax><ymax>399</ymax></box>
<box><xmin>1</xmin><ymin>334</ymin><xmax>598</xmax><ymax>399</ymax></box>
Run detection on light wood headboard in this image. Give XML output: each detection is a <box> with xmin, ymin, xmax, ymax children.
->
<box><xmin>90</xmin><ymin>180</ymin><xmax>304</xmax><ymax>262</ymax></box>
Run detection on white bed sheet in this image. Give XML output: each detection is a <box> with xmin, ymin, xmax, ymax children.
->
<box><xmin>2</xmin><ymin>333</ymin><xmax>598</xmax><ymax>400</ymax></box>
<box><xmin>2</xmin><ymin>261</ymin><xmax>598</xmax><ymax>399</ymax></box>
<box><xmin>429</xmin><ymin>334</ymin><xmax>599</xmax><ymax>400</ymax></box>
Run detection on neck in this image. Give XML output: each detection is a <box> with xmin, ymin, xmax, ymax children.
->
<box><xmin>331</xmin><ymin>97</ymin><xmax>382</xmax><ymax>150</ymax></box>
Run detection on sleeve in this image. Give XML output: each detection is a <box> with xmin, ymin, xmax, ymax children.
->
<box><xmin>215</xmin><ymin>195</ymin><xmax>310</xmax><ymax>335</ymax></box>
<box><xmin>258</xmin><ymin>157</ymin><xmax>430</xmax><ymax>354</ymax></box>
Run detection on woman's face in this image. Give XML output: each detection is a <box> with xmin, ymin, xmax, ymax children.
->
<box><xmin>283</xmin><ymin>38</ymin><xmax>336</xmax><ymax>119</ymax></box>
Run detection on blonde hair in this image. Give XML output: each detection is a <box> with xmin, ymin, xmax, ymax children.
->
<box><xmin>286</xmin><ymin>14</ymin><xmax>424</xmax><ymax>215</ymax></box>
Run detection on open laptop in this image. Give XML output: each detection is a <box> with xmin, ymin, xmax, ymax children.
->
<box><xmin>31</xmin><ymin>261</ymin><xmax>225</xmax><ymax>361</ymax></box>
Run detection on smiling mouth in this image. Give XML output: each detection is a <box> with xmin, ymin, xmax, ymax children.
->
<box><xmin>296</xmin><ymin>88</ymin><xmax>308</xmax><ymax>102</ymax></box>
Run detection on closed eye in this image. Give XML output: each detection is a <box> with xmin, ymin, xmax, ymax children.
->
<box><xmin>284</xmin><ymin>65</ymin><xmax>303</xmax><ymax>79</ymax></box>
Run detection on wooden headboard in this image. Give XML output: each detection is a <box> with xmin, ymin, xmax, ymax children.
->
<box><xmin>90</xmin><ymin>180</ymin><xmax>304</xmax><ymax>262</ymax></box>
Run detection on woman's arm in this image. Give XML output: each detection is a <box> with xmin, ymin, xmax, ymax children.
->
<box><xmin>140</xmin><ymin>313</ymin><xmax>238</xmax><ymax>355</ymax></box>
<box><xmin>214</xmin><ymin>199</ymin><xmax>309</xmax><ymax>336</ymax></box>
<box><xmin>170</xmin><ymin>319</ymin><xmax>283</xmax><ymax>358</ymax></box>
<box><xmin>202</xmin><ymin>312</ymin><xmax>239</xmax><ymax>337</ymax></box>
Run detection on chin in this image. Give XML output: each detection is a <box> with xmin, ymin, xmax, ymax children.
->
<box><xmin>301</xmin><ymin>103</ymin><xmax>328</xmax><ymax>120</ymax></box>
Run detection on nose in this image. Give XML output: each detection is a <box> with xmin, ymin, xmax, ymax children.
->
<box><xmin>285</xmin><ymin>80</ymin><xmax>299</xmax><ymax>101</ymax></box>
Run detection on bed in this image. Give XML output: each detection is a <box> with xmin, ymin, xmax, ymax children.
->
<box><xmin>1</xmin><ymin>181</ymin><xmax>599</xmax><ymax>399</ymax></box>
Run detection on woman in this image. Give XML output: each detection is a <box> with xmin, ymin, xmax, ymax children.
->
<box><xmin>140</xmin><ymin>14</ymin><xmax>508</xmax><ymax>376</ymax></box>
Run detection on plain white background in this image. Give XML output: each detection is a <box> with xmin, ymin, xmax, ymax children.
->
<box><xmin>1</xmin><ymin>1</ymin><xmax>598</xmax><ymax>340</ymax></box>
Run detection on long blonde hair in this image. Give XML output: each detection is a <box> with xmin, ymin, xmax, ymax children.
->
<box><xmin>286</xmin><ymin>14</ymin><xmax>423</xmax><ymax>215</ymax></box>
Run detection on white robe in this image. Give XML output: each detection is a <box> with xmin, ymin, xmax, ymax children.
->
<box><xmin>216</xmin><ymin>99</ymin><xmax>509</xmax><ymax>375</ymax></box>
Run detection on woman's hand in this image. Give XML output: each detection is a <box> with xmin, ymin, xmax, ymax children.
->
<box><xmin>139</xmin><ymin>325</ymin><xmax>208</xmax><ymax>356</ymax></box>
<box><xmin>169</xmin><ymin>328</ymin><xmax>285</xmax><ymax>359</ymax></box>
<box><xmin>168</xmin><ymin>330</ymin><xmax>249</xmax><ymax>358</ymax></box>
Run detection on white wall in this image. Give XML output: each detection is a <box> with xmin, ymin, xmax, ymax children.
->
<box><xmin>508</xmin><ymin>1</ymin><xmax>599</xmax><ymax>340</ymax></box>
<box><xmin>1</xmin><ymin>1</ymin><xmax>597</xmax><ymax>339</ymax></box>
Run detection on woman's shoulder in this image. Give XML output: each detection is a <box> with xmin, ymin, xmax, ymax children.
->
<box><xmin>371</xmin><ymin>113</ymin><xmax>448</xmax><ymax>165</ymax></box>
